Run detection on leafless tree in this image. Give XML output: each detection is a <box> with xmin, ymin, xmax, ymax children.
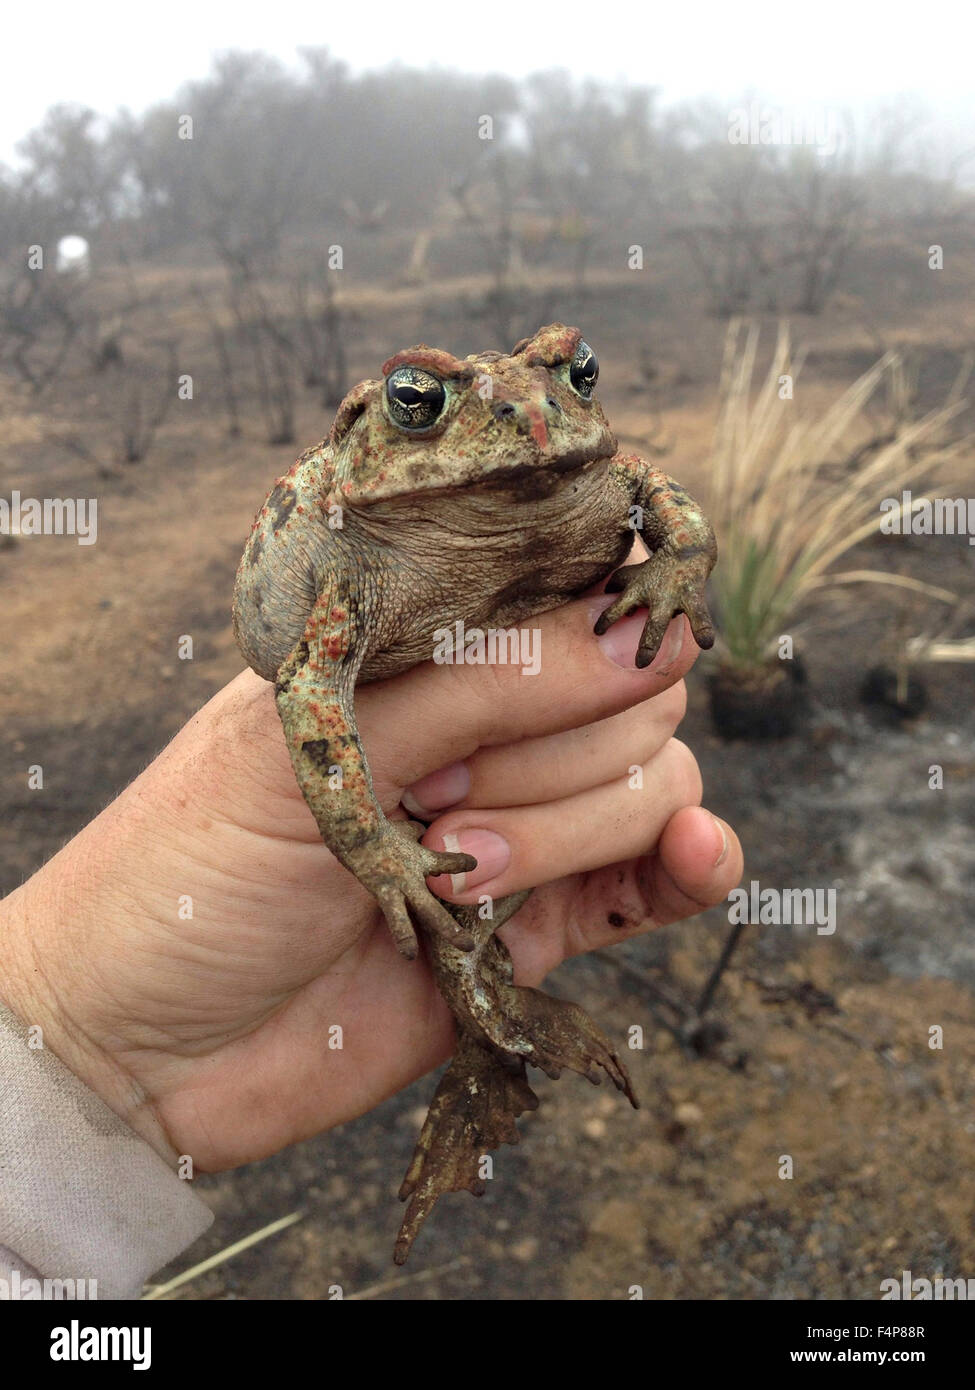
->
<box><xmin>112</xmin><ymin>340</ymin><xmax>179</xmax><ymax>465</ymax></box>
<box><xmin>225</xmin><ymin>265</ymin><xmax>297</xmax><ymax>446</ymax></box>
<box><xmin>677</xmin><ymin>163</ymin><xmax>781</xmax><ymax>317</ymax></box>
<box><xmin>0</xmin><ymin>269</ymin><xmax>81</xmax><ymax>392</ymax></box>
<box><xmin>776</xmin><ymin>154</ymin><xmax>863</xmax><ymax>314</ymax></box>
<box><xmin>192</xmin><ymin>282</ymin><xmax>242</xmax><ymax>438</ymax></box>
<box><xmin>290</xmin><ymin>262</ymin><xmax>349</xmax><ymax>410</ymax></box>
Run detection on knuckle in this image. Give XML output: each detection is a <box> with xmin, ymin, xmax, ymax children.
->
<box><xmin>651</xmin><ymin>678</ymin><xmax>687</xmax><ymax>732</ymax></box>
<box><xmin>665</xmin><ymin>736</ymin><xmax>704</xmax><ymax>806</ymax></box>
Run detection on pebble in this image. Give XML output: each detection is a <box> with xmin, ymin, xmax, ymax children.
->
<box><xmin>675</xmin><ymin>1102</ymin><xmax>704</xmax><ymax>1126</ymax></box>
<box><xmin>510</xmin><ymin>1237</ymin><xmax>538</xmax><ymax>1262</ymax></box>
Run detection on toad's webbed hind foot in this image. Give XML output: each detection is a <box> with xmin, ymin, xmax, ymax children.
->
<box><xmin>394</xmin><ymin>895</ymin><xmax>637</xmax><ymax>1263</ymax></box>
<box><xmin>495</xmin><ymin>980</ymin><xmax>638</xmax><ymax>1103</ymax></box>
<box><xmin>394</xmin><ymin>1032</ymin><xmax>538</xmax><ymax>1265</ymax></box>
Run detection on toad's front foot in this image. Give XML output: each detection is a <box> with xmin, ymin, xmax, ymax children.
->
<box><xmin>346</xmin><ymin>820</ymin><xmax>477</xmax><ymax>959</ymax></box>
<box><xmin>595</xmin><ymin>550</ymin><xmax>716</xmax><ymax>668</ymax></box>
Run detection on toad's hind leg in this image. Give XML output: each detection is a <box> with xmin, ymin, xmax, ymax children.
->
<box><xmin>394</xmin><ymin>893</ymin><xmax>638</xmax><ymax>1264</ymax></box>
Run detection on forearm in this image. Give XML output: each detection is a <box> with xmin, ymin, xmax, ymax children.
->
<box><xmin>611</xmin><ymin>453</ymin><xmax>718</xmax><ymax>560</ymax></box>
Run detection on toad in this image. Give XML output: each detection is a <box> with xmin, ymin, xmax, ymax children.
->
<box><xmin>233</xmin><ymin>323</ymin><xmax>717</xmax><ymax>1260</ymax></box>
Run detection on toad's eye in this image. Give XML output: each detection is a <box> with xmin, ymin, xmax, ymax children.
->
<box><xmin>385</xmin><ymin>366</ymin><xmax>446</xmax><ymax>431</ymax></box>
<box><xmin>569</xmin><ymin>340</ymin><xmax>598</xmax><ymax>398</ymax></box>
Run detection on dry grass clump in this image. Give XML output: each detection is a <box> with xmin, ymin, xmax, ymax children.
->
<box><xmin>709</xmin><ymin>319</ymin><xmax>971</xmax><ymax>672</ymax></box>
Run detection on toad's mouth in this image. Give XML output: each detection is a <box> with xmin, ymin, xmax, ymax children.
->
<box><xmin>473</xmin><ymin>444</ymin><xmax>613</xmax><ymax>491</ymax></box>
<box><xmin>348</xmin><ymin>436</ymin><xmax>618</xmax><ymax>508</ymax></box>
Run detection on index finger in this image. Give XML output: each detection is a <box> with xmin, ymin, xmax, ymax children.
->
<box><xmin>359</xmin><ymin>597</ymin><xmax>702</xmax><ymax>798</ymax></box>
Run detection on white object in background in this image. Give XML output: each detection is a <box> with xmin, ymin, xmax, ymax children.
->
<box><xmin>55</xmin><ymin>235</ymin><xmax>91</xmax><ymax>278</ymax></box>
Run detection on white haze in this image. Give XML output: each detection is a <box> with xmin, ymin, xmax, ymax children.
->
<box><xmin>2</xmin><ymin>0</ymin><xmax>973</xmax><ymax>165</ymax></box>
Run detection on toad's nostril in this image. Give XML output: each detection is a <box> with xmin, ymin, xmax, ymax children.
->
<box><xmin>493</xmin><ymin>402</ymin><xmax>517</xmax><ymax>420</ymax></box>
<box><xmin>546</xmin><ymin>397</ymin><xmax>561</xmax><ymax>413</ymax></box>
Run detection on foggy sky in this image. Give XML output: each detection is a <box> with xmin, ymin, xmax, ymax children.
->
<box><xmin>3</xmin><ymin>0</ymin><xmax>973</xmax><ymax>164</ymax></box>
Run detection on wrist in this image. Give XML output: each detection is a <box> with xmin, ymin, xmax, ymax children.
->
<box><xmin>0</xmin><ymin>850</ymin><xmax>182</xmax><ymax>1166</ymax></box>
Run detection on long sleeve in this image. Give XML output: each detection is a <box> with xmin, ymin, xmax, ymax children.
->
<box><xmin>0</xmin><ymin>1001</ymin><xmax>213</xmax><ymax>1300</ymax></box>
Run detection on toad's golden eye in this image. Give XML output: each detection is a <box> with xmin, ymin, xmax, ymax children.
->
<box><xmin>569</xmin><ymin>340</ymin><xmax>598</xmax><ymax>398</ymax></box>
<box><xmin>385</xmin><ymin>366</ymin><xmax>446</xmax><ymax>431</ymax></box>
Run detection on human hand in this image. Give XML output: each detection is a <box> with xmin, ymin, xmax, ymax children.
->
<box><xmin>0</xmin><ymin>593</ymin><xmax>741</xmax><ymax>1173</ymax></box>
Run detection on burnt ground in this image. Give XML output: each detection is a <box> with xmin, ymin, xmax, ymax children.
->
<box><xmin>1</xmin><ymin>253</ymin><xmax>974</xmax><ymax>1299</ymax></box>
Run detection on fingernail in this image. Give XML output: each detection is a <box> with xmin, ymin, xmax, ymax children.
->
<box><xmin>709</xmin><ymin>813</ymin><xmax>729</xmax><ymax>867</ymax></box>
<box><xmin>594</xmin><ymin>609</ymin><xmax>647</xmax><ymax>668</ymax></box>
<box><xmin>402</xmin><ymin>761</ymin><xmax>471</xmax><ymax>817</ymax></box>
<box><xmin>594</xmin><ymin>609</ymin><xmax>684</xmax><ymax>672</ymax></box>
<box><xmin>432</xmin><ymin>829</ymin><xmax>511</xmax><ymax>895</ymax></box>
<box><xmin>652</xmin><ymin>617</ymin><xmax>685</xmax><ymax>674</ymax></box>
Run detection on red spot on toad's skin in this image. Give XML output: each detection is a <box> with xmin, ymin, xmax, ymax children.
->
<box><xmin>331</xmin><ymin>607</ymin><xmax>347</xmax><ymax>621</ymax></box>
<box><xmin>525</xmin><ymin>404</ymin><xmax>548</xmax><ymax>450</ymax></box>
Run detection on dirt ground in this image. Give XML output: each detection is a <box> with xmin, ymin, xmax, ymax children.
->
<box><xmin>2</xmin><ymin>242</ymin><xmax>973</xmax><ymax>1299</ymax></box>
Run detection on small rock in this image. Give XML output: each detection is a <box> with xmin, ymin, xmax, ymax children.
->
<box><xmin>510</xmin><ymin>1236</ymin><xmax>538</xmax><ymax>1262</ymax></box>
<box><xmin>675</xmin><ymin>1102</ymin><xmax>704</xmax><ymax>1126</ymax></box>
<box><xmin>590</xmin><ymin>1198</ymin><xmax>646</xmax><ymax>1246</ymax></box>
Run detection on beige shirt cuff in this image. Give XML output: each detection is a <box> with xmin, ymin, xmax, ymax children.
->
<box><xmin>0</xmin><ymin>1001</ymin><xmax>213</xmax><ymax>1299</ymax></box>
